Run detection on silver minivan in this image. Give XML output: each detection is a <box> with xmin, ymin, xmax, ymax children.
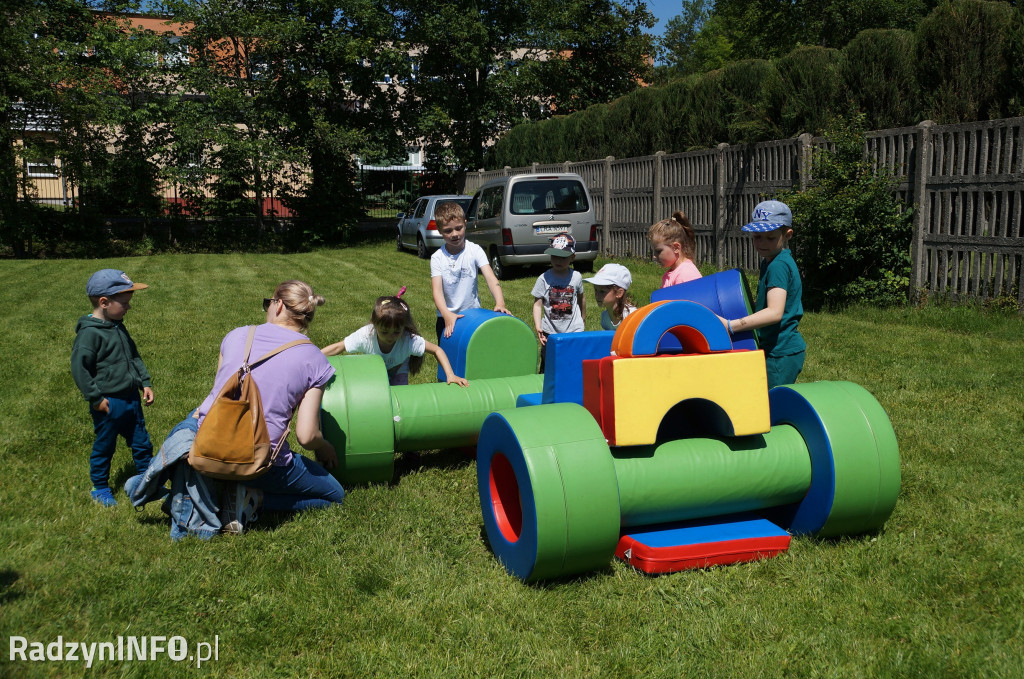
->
<box><xmin>465</xmin><ymin>173</ymin><xmax>598</xmax><ymax>279</ymax></box>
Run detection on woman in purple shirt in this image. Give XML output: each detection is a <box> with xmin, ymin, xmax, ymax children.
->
<box><xmin>197</xmin><ymin>280</ymin><xmax>344</xmax><ymax>533</ymax></box>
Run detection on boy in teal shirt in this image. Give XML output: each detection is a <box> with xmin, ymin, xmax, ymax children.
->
<box><xmin>723</xmin><ymin>200</ymin><xmax>806</xmax><ymax>389</ymax></box>
<box><xmin>71</xmin><ymin>269</ymin><xmax>155</xmax><ymax>507</ymax></box>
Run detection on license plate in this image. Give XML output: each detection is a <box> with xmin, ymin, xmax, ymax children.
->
<box><xmin>534</xmin><ymin>225</ymin><xmax>566</xmax><ymax>235</ymax></box>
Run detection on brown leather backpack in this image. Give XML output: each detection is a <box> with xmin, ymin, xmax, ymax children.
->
<box><xmin>188</xmin><ymin>326</ymin><xmax>311</xmax><ymax>480</ymax></box>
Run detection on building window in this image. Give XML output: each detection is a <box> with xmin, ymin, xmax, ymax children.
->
<box><xmin>163</xmin><ymin>36</ymin><xmax>189</xmax><ymax>68</ymax></box>
<box><xmin>26</xmin><ymin>157</ymin><xmax>58</xmax><ymax>178</ymax></box>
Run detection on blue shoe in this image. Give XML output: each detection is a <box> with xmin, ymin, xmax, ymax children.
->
<box><xmin>91</xmin><ymin>487</ymin><xmax>118</xmax><ymax>507</ymax></box>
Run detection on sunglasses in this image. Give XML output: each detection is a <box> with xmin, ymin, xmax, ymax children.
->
<box><xmin>262</xmin><ymin>298</ymin><xmax>278</xmax><ymax>311</ymax></box>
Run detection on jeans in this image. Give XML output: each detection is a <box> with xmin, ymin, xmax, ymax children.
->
<box><xmin>245</xmin><ymin>453</ymin><xmax>345</xmax><ymax>512</ymax></box>
<box><xmin>89</xmin><ymin>395</ymin><xmax>152</xmax><ymax>489</ymax></box>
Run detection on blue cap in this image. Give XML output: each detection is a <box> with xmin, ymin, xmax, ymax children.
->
<box><xmin>86</xmin><ymin>269</ymin><xmax>148</xmax><ymax>297</ymax></box>
<box><xmin>742</xmin><ymin>200</ymin><xmax>793</xmax><ymax>232</ymax></box>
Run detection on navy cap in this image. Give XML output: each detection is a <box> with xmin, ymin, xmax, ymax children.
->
<box><xmin>86</xmin><ymin>269</ymin><xmax>148</xmax><ymax>297</ymax></box>
<box><xmin>742</xmin><ymin>200</ymin><xmax>793</xmax><ymax>232</ymax></box>
<box><xmin>544</xmin><ymin>232</ymin><xmax>576</xmax><ymax>257</ymax></box>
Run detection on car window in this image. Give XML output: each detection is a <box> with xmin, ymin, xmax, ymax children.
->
<box><xmin>478</xmin><ymin>186</ymin><xmax>504</xmax><ymax>220</ymax></box>
<box><xmin>413</xmin><ymin>199</ymin><xmax>428</xmax><ymax>219</ymax></box>
<box><xmin>510</xmin><ymin>180</ymin><xmax>589</xmax><ymax>215</ymax></box>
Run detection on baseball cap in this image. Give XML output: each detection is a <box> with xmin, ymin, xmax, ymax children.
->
<box><xmin>584</xmin><ymin>263</ymin><xmax>631</xmax><ymax>290</ymax></box>
<box><xmin>544</xmin><ymin>232</ymin><xmax>576</xmax><ymax>257</ymax></box>
<box><xmin>742</xmin><ymin>200</ymin><xmax>793</xmax><ymax>232</ymax></box>
<box><xmin>86</xmin><ymin>269</ymin><xmax>149</xmax><ymax>298</ymax></box>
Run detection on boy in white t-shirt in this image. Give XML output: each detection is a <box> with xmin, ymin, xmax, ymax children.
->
<box><xmin>429</xmin><ymin>201</ymin><xmax>509</xmax><ymax>340</ymax></box>
<box><xmin>531</xmin><ymin>232</ymin><xmax>586</xmax><ymax>372</ymax></box>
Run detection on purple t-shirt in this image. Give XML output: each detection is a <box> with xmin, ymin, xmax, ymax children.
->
<box><xmin>197</xmin><ymin>323</ymin><xmax>335</xmax><ymax>466</ymax></box>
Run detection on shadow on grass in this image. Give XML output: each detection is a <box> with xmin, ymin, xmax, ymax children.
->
<box><xmin>475</xmin><ymin>524</ymin><xmax>616</xmax><ymax>587</ymax></box>
<box><xmin>0</xmin><ymin>569</ymin><xmax>23</xmax><ymax>604</ymax></box>
<box><xmin>388</xmin><ymin>447</ymin><xmax>476</xmax><ymax>485</ymax></box>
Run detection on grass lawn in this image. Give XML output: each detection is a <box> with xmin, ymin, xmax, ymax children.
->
<box><xmin>1</xmin><ymin>235</ymin><xmax>1022</xmax><ymax>677</ymax></box>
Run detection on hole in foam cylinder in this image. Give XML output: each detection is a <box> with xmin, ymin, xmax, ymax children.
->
<box><xmin>489</xmin><ymin>452</ymin><xmax>522</xmax><ymax>543</ymax></box>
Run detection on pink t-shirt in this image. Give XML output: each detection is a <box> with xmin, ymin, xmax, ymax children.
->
<box><xmin>197</xmin><ymin>323</ymin><xmax>335</xmax><ymax>466</ymax></box>
<box><xmin>661</xmin><ymin>259</ymin><xmax>702</xmax><ymax>288</ymax></box>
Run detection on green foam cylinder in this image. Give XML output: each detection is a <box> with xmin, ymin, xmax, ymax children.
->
<box><xmin>613</xmin><ymin>425</ymin><xmax>813</xmax><ymax>527</ymax></box>
<box><xmin>321</xmin><ymin>355</ymin><xmax>395</xmax><ymax>485</ymax></box>
<box><xmin>391</xmin><ymin>374</ymin><xmax>543</xmax><ymax>452</ymax></box>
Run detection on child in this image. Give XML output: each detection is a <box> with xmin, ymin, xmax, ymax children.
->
<box><xmin>71</xmin><ymin>269</ymin><xmax>155</xmax><ymax>507</ymax></box>
<box><xmin>584</xmin><ymin>262</ymin><xmax>637</xmax><ymax>330</ymax></box>
<box><xmin>650</xmin><ymin>210</ymin><xmax>702</xmax><ymax>288</ymax></box>
<box><xmin>532</xmin><ymin>233</ymin><xmax>586</xmax><ymax>372</ymax></box>
<box><xmin>722</xmin><ymin>200</ymin><xmax>806</xmax><ymax>389</ymax></box>
<box><xmin>430</xmin><ymin>201</ymin><xmax>509</xmax><ymax>340</ymax></box>
<box><xmin>322</xmin><ymin>290</ymin><xmax>469</xmax><ymax>387</ymax></box>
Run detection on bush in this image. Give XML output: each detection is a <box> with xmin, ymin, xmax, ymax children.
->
<box><xmin>717</xmin><ymin>59</ymin><xmax>782</xmax><ymax>143</ymax></box>
<box><xmin>779</xmin><ymin>114</ymin><xmax>914</xmax><ymax>310</ymax></box>
<box><xmin>916</xmin><ymin>0</ymin><xmax>1016</xmax><ymax>122</ymax></box>
<box><xmin>775</xmin><ymin>46</ymin><xmax>847</xmax><ymax>136</ymax></box>
<box><xmin>842</xmin><ymin>29</ymin><xmax>921</xmax><ymax>130</ymax></box>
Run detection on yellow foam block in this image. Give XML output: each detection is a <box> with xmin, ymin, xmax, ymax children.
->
<box><xmin>605</xmin><ymin>351</ymin><xmax>770</xmax><ymax>446</ymax></box>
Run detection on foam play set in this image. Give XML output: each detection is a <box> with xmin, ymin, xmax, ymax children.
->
<box><xmin>320</xmin><ymin>270</ymin><xmax>901</xmax><ymax>580</ymax></box>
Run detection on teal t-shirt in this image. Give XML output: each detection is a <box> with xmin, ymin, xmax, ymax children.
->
<box><xmin>756</xmin><ymin>248</ymin><xmax>806</xmax><ymax>357</ymax></box>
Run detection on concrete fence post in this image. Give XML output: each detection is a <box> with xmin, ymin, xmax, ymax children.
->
<box><xmin>603</xmin><ymin>156</ymin><xmax>614</xmax><ymax>255</ymax></box>
<box><xmin>911</xmin><ymin>120</ymin><xmax>934</xmax><ymax>301</ymax></box>
<box><xmin>797</xmin><ymin>133</ymin><xmax>814</xmax><ymax>191</ymax></box>
<box><xmin>715</xmin><ymin>143</ymin><xmax>728</xmax><ymax>270</ymax></box>
<box><xmin>653</xmin><ymin>151</ymin><xmax>665</xmax><ymax>224</ymax></box>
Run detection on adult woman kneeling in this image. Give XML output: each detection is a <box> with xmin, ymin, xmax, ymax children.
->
<box><xmin>197</xmin><ymin>279</ymin><xmax>344</xmax><ymax>532</ymax></box>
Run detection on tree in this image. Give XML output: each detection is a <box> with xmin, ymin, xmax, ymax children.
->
<box><xmin>390</xmin><ymin>0</ymin><xmax>654</xmax><ymax>175</ymax></box>
<box><xmin>0</xmin><ymin>0</ymin><xmax>97</xmax><ymax>256</ymax></box>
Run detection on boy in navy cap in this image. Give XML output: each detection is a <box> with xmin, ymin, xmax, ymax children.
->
<box><xmin>71</xmin><ymin>269</ymin><xmax>155</xmax><ymax>506</ymax></box>
<box><xmin>721</xmin><ymin>201</ymin><xmax>806</xmax><ymax>389</ymax></box>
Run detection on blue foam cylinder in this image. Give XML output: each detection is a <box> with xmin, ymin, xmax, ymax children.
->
<box><xmin>651</xmin><ymin>269</ymin><xmax>758</xmax><ymax>351</ymax></box>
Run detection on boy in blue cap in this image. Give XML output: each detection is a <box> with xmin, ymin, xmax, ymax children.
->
<box><xmin>722</xmin><ymin>201</ymin><xmax>806</xmax><ymax>389</ymax></box>
<box><xmin>71</xmin><ymin>269</ymin><xmax>155</xmax><ymax>506</ymax></box>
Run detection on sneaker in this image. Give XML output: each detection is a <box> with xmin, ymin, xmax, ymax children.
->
<box><xmin>220</xmin><ymin>484</ymin><xmax>262</xmax><ymax>535</ymax></box>
<box><xmin>91</xmin><ymin>488</ymin><xmax>118</xmax><ymax>507</ymax></box>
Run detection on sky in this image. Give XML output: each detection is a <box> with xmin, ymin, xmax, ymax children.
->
<box><xmin>646</xmin><ymin>0</ymin><xmax>681</xmax><ymax>39</ymax></box>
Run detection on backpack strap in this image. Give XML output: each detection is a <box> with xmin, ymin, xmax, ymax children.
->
<box><xmin>239</xmin><ymin>326</ymin><xmax>313</xmax><ymax>374</ymax></box>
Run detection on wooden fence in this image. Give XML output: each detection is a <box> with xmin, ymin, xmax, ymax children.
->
<box><xmin>462</xmin><ymin>117</ymin><xmax>1024</xmax><ymax>309</ymax></box>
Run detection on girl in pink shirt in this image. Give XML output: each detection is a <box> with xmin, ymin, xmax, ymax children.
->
<box><xmin>650</xmin><ymin>211</ymin><xmax>702</xmax><ymax>288</ymax></box>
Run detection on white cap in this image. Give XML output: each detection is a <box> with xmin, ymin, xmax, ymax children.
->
<box><xmin>584</xmin><ymin>263</ymin><xmax>631</xmax><ymax>290</ymax></box>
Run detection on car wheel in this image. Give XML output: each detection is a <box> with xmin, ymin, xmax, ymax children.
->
<box><xmin>396</xmin><ymin>230</ymin><xmax>404</xmax><ymax>251</ymax></box>
<box><xmin>417</xmin><ymin>235</ymin><xmax>428</xmax><ymax>259</ymax></box>
<box><xmin>490</xmin><ymin>249</ymin><xmax>507</xmax><ymax>280</ymax></box>
<box><xmin>576</xmin><ymin>259</ymin><xmax>594</xmax><ymax>274</ymax></box>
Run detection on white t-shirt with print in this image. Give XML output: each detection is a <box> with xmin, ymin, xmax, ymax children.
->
<box><xmin>430</xmin><ymin>241</ymin><xmax>489</xmax><ymax>315</ymax></box>
<box><xmin>532</xmin><ymin>269</ymin><xmax>584</xmax><ymax>334</ymax></box>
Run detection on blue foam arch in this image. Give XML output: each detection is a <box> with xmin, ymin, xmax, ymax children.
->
<box><xmin>625</xmin><ymin>300</ymin><xmax>732</xmax><ymax>357</ymax></box>
<box><xmin>767</xmin><ymin>385</ymin><xmax>836</xmax><ymax>535</ymax></box>
<box><xmin>651</xmin><ymin>269</ymin><xmax>758</xmax><ymax>351</ymax></box>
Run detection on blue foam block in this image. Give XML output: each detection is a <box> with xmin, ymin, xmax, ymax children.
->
<box><xmin>651</xmin><ymin>269</ymin><xmax>758</xmax><ymax>351</ymax></box>
<box><xmin>542</xmin><ymin>331</ymin><xmax>615</xmax><ymax>405</ymax></box>
<box><xmin>516</xmin><ymin>393</ymin><xmax>543</xmax><ymax>407</ymax></box>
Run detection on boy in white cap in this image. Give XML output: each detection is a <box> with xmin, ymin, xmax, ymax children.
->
<box><xmin>584</xmin><ymin>262</ymin><xmax>637</xmax><ymax>330</ymax></box>
<box><xmin>71</xmin><ymin>269</ymin><xmax>155</xmax><ymax>506</ymax></box>
<box><xmin>722</xmin><ymin>200</ymin><xmax>806</xmax><ymax>389</ymax></box>
<box><xmin>532</xmin><ymin>232</ymin><xmax>586</xmax><ymax>372</ymax></box>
